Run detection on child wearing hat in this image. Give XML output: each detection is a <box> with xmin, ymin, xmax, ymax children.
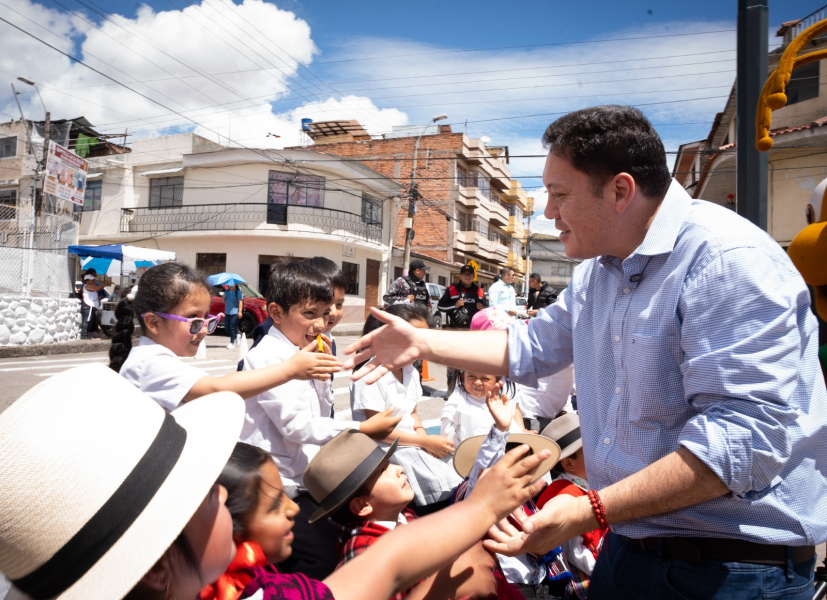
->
<box><xmin>304</xmin><ymin>430</ymin><xmax>524</xmax><ymax>600</ymax></box>
<box><xmin>535</xmin><ymin>413</ymin><xmax>608</xmax><ymax>599</ymax></box>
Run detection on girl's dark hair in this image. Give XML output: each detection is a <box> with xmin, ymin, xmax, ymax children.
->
<box><xmin>266</xmin><ymin>260</ymin><xmax>333</xmax><ymax>311</ymax></box>
<box><xmin>457</xmin><ymin>372</ymin><xmax>516</xmax><ymax>400</ymax></box>
<box><xmin>217</xmin><ymin>442</ymin><xmax>270</xmax><ymax>535</ymax></box>
<box><xmin>303</xmin><ymin>256</ymin><xmax>347</xmax><ymax>294</ymax></box>
<box><xmin>356</xmin><ymin>303</ymin><xmax>432</xmax><ymax>371</ymax></box>
<box><xmin>108</xmin><ymin>262</ymin><xmax>209</xmax><ymax>373</ymax></box>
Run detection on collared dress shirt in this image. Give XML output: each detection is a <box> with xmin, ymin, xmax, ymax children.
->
<box><xmin>507</xmin><ymin>180</ymin><xmax>827</xmax><ymax>545</ymax></box>
<box><xmin>488</xmin><ymin>279</ymin><xmax>517</xmax><ymax>313</ymax></box>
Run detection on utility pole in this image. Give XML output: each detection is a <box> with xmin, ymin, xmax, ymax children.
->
<box><xmin>736</xmin><ymin>0</ymin><xmax>768</xmax><ymax>230</ymax></box>
<box><xmin>401</xmin><ymin>114</ymin><xmax>447</xmax><ymax>276</ymax></box>
<box><xmin>524</xmin><ymin>204</ymin><xmax>532</xmax><ymax>291</ymax></box>
<box><xmin>11</xmin><ymin>84</ymin><xmax>38</xmax><ymax>296</ymax></box>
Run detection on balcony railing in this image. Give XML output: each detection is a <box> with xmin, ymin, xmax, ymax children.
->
<box><xmin>120</xmin><ymin>203</ymin><xmax>383</xmax><ymax>243</ymax></box>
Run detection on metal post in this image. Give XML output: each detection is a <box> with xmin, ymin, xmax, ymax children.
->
<box><xmin>736</xmin><ymin>0</ymin><xmax>769</xmax><ymax>230</ymax></box>
<box><xmin>401</xmin><ymin>136</ymin><xmax>420</xmax><ymax>277</ymax></box>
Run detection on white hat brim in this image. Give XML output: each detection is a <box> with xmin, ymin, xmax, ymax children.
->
<box><xmin>453</xmin><ymin>433</ymin><xmax>560</xmax><ymax>482</ymax></box>
<box><xmin>5</xmin><ymin>392</ymin><xmax>244</xmax><ymax>600</ymax></box>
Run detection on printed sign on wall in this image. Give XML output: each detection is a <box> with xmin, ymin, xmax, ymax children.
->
<box><xmin>44</xmin><ymin>141</ymin><xmax>89</xmax><ymax>206</ymax></box>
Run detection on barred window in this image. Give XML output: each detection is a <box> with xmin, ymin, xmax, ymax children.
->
<box><xmin>473</xmin><ymin>216</ymin><xmax>488</xmax><ymax>238</ymax></box>
<box><xmin>457</xmin><ymin>210</ymin><xmax>473</xmax><ymax>231</ymax></box>
<box><xmin>0</xmin><ymin>136</ymin><xmax>17</xmax><ymax>159</ymax></box>
<box><xmin>149</xmin><ymin>176</ymin><xmax>184</xmax><ymax>208</ymax></box>
<box><xmin>0</xmin><ymin>188</ymin><xmax>16</xmax><ymax>207</ymax></box>
<box><xmin>508</xmin><ymin>203</ymin><xmax>523</xmax><ymax>220</ymax></box>
<box><xmin>457</xmin><ymin>165</ymin><xmax>468</xmax><ymax>187</ymax></box>
<box><xmin>269</xmin><ymin>171</ymin><xmax>324</xmax><ymax>207</ymax></box>
<box><xmin>342</xmin><ymin>261</ymin><xmax>359</xmax><ymax>295</ymax></box>
<box><xmin>361</xmin><ymin>193</ymin><xmax>382</xmax><ymax>225</ymax></box>
<box><xmin>83</xmin><ymin>180</ymin><xmax>102</xmax><ymax>212</ymax></box>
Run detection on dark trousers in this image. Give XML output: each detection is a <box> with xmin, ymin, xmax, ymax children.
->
<box><xmin>588</xmin><ymin>532</ymin><xmax>816</xmax><ymax>600</ymax></box>
<box><xmin>523</xmin><ymin>417</ymin><xmax>553</xmax><ymax>433</ymax></box>
<box><xmin>80</xmin><ymin>305</ymin><xmax>98</xmax><ymax>338</ymax></box>
<box><xmin>226</xmin><ymin>313</ymin><xmax>238</xmax><ymax>343</ymax></box>
<box><xmin>277</xmin><ymin>491</ymin><xmax>340</xmax><ymax>580</ymax></box>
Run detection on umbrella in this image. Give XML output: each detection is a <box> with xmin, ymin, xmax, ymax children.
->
<box><xmin>80</xmin><ymin>256</ymin><xmax>158</xmax><ymax>277</ymax></box>
<box><xmin>206</xmin><ymin>272</ymin><xmax>246</xmax><ymax>286</ymax></box>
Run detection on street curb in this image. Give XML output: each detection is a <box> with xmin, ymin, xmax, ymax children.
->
<box><xmin>0</xmin><ymin>338</ymin><xmax>112</xmax><ymax>358</ymax></box>
<box><xmin>331</xmin><ymin>323</ymin><xmax>364</xmax><ymax>336</ymax></box>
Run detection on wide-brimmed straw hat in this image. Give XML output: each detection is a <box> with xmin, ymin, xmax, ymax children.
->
<box><xmin>304</xmin><ymin>430</ymin><xmax>399</xmax><ymax>524</ymax></box>
<box><xmin>0</xmin><ymin>363</ymin><xmax>245</xmax><ymax>600</ymax></box>
<box><xmin>540</xmin><ymin>413</ymin><xmax>582</xmax><ymax>461</ymax></box>
<box><xmin>453</xmin><ymin>433</ymin><xmax>560</xmax><ymax>482</ymax></box>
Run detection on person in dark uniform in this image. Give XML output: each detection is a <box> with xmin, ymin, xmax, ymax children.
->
<box><xmin>526</xmin><ymin>273</ymin><xmax>557</xmax><ymax>317</ymax></box>
<box><xmin>383</xmin><ymin>259</ymin><xmax>431</xmax><ymax>310</ymax></box>
<box><xmin>437</xmin><ymin>264</ymin><xmax>487</xmax><ymax>329</ymax></box>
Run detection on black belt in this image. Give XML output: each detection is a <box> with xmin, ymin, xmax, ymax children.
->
<box><xmin>625</xmin><ymin>535</ymin><xmax>815</xmax><ymax>566</ymax></box>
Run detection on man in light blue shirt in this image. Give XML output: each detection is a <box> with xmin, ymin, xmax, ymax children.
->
<box><xmin>345</xmin><ymin>106</ymin><xmax>827</xmax><ymax>599</ymax></box>
<box><xmin>487</xmin><ymin>267</ymin><xmax>519</xmax><ymax>316</ymax></box>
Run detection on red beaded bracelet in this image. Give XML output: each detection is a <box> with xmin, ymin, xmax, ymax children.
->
<box><xmin>587</xmin><ymin>489</ymin><xmax>608</xmax><ymax>529</ymax></box>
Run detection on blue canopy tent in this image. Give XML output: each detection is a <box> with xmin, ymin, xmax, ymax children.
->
<box><xmin>68</xmin><ymin>244</ymin><xmax>177</xmax><ymax>277</ymax></box>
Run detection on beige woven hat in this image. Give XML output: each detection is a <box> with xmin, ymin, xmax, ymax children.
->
<box><xmin>304</xmin><ymin>430</ymin><xmax>399</xmax><ymax>524</ymax></box>
<box><xmin>0</xmin><ymin>363</ymin><xmax>245</xmax><ymax>600</ymax></box>
<box><xmin>453</xmin><ymin>433</ymin><xmax>560</xmax><ymax>482</ymax></box>
<box><xmin>540</xmin><ymin>413</ymin><xmax>582</xmax><ymax>460</ymax></box>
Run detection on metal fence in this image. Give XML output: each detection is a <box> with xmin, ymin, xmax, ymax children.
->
<box><xmin>120</xmin><ymin>202</ymin><xmax>383</xmax><ymax>243</ymax></box>
<box><xmin>0</xmin><ymin>201</ymin><xmax>79</xmax><ymax>298</ymax></box>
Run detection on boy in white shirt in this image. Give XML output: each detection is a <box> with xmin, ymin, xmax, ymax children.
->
<box><xmin>241</xmin><ymin>259</ymin><xmax>399</xmax><ymax>579</ymax></box>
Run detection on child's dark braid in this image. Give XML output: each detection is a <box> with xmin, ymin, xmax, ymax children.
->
<box><xmin>108</xmin><ymin>297</ymin><xmax>135</xmax><ymax>373</ymax></box>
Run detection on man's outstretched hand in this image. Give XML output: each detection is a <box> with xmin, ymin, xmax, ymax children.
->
<box><xmin>343</xmin><ymin>307</ymin><xmax>424</xmax><ymax>384</ymax></box>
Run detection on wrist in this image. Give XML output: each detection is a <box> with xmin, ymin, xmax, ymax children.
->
<box><xmin>580</xmin><ymin>492</ymin><xmax>603</xmax><ymax>530</ymax></box>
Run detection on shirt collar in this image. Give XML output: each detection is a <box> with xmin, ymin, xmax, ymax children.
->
<box><xmin>267</xmin><ymin>324</ymin><xmax>300</xmax><ymax>350</ymax></box>
<box><xmin>631</xmin><ymin>179</ymin><xmax>692</xmax><ymax>257</ymax></box>
<box><xmin>375</xmin><ymin>512</ymin><xmax>408</xmax><ymax>530</ymax></box>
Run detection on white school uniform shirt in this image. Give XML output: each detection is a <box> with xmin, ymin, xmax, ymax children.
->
<box><xmin>518</xmin><ymin>364</ymin><xmax>575</xmax><ymax>419</ymax></box>
<box><xmin>440</xmin><ymin>386</ymin><xmax>522</xmax><ymax>447</ymax></box>
<box><xmin>350</xmin><ymin>363</ymin><xmax>419</xmax><ymax>438</ymax></box>
<box><xmin>241</xmin><ymin>326</ymin><xmax>359</xmax><ymax>489</ymax></box>
<box><xmin>120</xmin><ymin>336</ymin><xmax>208</xmax><ymax>411</ymax></box>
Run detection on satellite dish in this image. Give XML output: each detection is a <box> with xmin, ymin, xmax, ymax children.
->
<box><xmin>480</xmin><ymin>136</ymin><xmax>490</xmax><ymax>144</ymax></box>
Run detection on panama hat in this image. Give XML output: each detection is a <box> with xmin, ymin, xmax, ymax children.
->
<box><xmin>304</xmin><ymin>430</ymin><xmax>399</xmax><ymax>524</ymax></box>
<box><xmin>0</xmin><ymin>363</ymin><xmax>245</xmax><ymax>600</ymax></box>
<box><xmin>453</xmin><ymin>433</ymin><xmax>560</xmax><ymax>482</ymax></box>
<box><xmin>540</xmin><ymin>413</ymin><xmax>582</xmax><ymax>461</ymax></box>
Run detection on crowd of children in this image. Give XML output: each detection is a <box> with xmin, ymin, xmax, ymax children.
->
<box><xmin>0</xmin><ymin>257</ymin><xmax>597</xmax><ymax>600</ymax></box>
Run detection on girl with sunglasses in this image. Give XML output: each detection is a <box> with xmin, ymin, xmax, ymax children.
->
<box><xmin>109</xmin><ymin>262</ymin><xmax>342</xmax><ymax>411</ymax></box>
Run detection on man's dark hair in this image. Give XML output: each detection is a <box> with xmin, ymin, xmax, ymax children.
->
<box><xmin>266</xmin><ymin>260</ymin><xmax>334</xmax><ymax>311</ymax></box>
<box><xmin>303</xmin><ymin>256</ymin><xmax>347</xmax><ymax>293</ymax></box>
<box><xmin>529</xmin><ymin>273</ymin><xmax>542</xmax><ymax>282</ymax></box>
<box><xmin>541</xmin><ymin>105</ymin><xmax>671</xmax><ymax>200</ymax></box>
<box><xmin>499</xmin><ymin>267</ymin><xmax>513</xmax><ymax>278</ymax></box>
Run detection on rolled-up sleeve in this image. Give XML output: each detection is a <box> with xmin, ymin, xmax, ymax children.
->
<box><xmin>508</xmin><ymin>286</ymin><xmax>574</xmax><ymax>388</ymax></box>
<box><xmin>678</xmin><ymin>247</ymin><xmax>802</xmax><ymax>499</ymax></box>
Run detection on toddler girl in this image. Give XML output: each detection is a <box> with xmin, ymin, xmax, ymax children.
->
<box><xmin>201</xmin><ymin>441</ymin><xmax>550</xmax><ymax>600</ymax></box>
<box><xmin>110</xmin><ymin>262</ymin><xmax>340</xmax><ymax>411</ymax></box>
<box><xmin>350</xmin><ymin>303</ymin><xmax>462</xmax><ymax>507</ymax></box>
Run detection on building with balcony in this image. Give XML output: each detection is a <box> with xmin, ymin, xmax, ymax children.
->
<box><xmin>291</xmin><ymin>121</ymin><xmax>531</xmax><ymax>290</ymax></box>
<box><xmin>79</xmin><ymin>133</ymin><xmax>402</xmax><ymax>324</ymax></box>
<box><xmin>673</xmin><ymin>5</ymin><xmax>827</xmax><ymax>248</ymax></box>
<box><xmin>527</xmin><ymin>234</ymin><xmax>581</xmax><ymax>290</ymax></box>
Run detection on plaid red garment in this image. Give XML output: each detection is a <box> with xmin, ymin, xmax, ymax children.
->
<box><xmin>239</xmin><ymin>565</ymin><xmax>334</xmax><ymax>600</ymax></box>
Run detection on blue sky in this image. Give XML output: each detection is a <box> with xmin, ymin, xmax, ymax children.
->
<box><xmin>1</xmin><ymin>0</ymin><xmax>822</xmax><ymax>232</ymax></box>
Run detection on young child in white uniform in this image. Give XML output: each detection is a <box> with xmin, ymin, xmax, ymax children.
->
<box><xmin>111</xmin><ymin>262</ymin><xmax>340</xmax><ymax>411</ymax></box>
<box><xmin>351</xmin><ymin>303</ymin><xmax>462</xmax><ymax>507</ymax></box>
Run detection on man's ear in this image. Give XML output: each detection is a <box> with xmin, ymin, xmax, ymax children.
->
<box><xmin>268</xmin><ymin>302</ymin><xmax>284</xmax><ymax>323</ymax></box>
<box><xmin>349</xmin><ymin>496</ymin><xmax>373</xmax><ymax>518</ymax></box>
<box><xmin>609</xmin><ymin>172</ymin><xmax>636</xmax><ymax>215</ymax></box>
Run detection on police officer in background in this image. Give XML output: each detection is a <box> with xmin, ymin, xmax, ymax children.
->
<box><xmin>383</xmin><ymin>259</ymin><xmax>431</xmax><ymax>310</ymax></box>
<box><xmin>526</xmin><ymin>273</ymin><xmax>557</xmax><ymax>317</ymax></box>
<box><xmin>437</xmin><ymin>264</ymin><xmax>487</xmax><ymax>329</ymax></box>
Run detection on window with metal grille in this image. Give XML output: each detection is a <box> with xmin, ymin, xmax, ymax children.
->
<box><xmin>456</xmin><ymin>165</ymin><xmax>468</xmax><ymax>187</ymax></box>
<box><xmin>0</xmin><ymin>188</ymin><xmax>16</xmax><ymax>207</ymax></box>
<box><xmin>0</xmin><ymin>136</ymin><xmax>17</xmax><ymax>159</ymax></box>
<box><xmin>83</xmin><ymin>180</ymin><xmax>102</xmax><ymax>211</ymax></box>
<box><xmin>508</xmin><ymin>203</ymin><xmax>523</xmax><ymax>220</ymax></box>
<box><xmin>149</xmin><ymin>176</ymin><xmax>184</xmax><ymax>208</ymax></box>
<box><xmin>342</xmin><ymin>261</ymin><xmax>359</xmax><ymax>295</ymax></box>
<box><xmin>787</xmin><ymin>61</ymin><xmax>819</xmax><ymax>105</ymax></box>
<box><xmin>361</xmin><ymin>193</ymin><xmax>382</xmax><ymax>225</ymax></box>
<box><xmin>196</xmin><ymin>253</ymin><xmax>226</xmax><ymax>276</ymax></box>
<box><xmin>268</xmin><ymin>171</ymin><xmax>324</xmax><ymax>206</ymax></box>
<box><xmin>473</xmin><ymin>216</ymin><xmax>489</xmax><ymax>238</ymax></box>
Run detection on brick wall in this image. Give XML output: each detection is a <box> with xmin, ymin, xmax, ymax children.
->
<box><xmin>291</xmin><ymin>134</ymin><xmax>464</xmax><ymax>263</ymax></box>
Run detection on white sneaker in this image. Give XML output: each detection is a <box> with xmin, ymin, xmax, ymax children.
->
<box><xmin>225</xmin><ymin>343</ymin><xmax>234</xmax><ymax>350</ymax></box>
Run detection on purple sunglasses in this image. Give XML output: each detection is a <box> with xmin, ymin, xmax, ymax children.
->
<box><xmin>142</xmin><ymin>312</ymin><xmax>224</xmax><ymax>335</ymax></box>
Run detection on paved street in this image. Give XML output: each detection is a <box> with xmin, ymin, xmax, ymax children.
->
<box><xmin>0</xmin><ymin>334</ymin><xmax>451</xmax><ymax>431</ymax></box>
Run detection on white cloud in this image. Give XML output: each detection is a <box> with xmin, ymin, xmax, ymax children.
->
<box><xmin>527</xmin><ymin>189</ymin><xmax>562</xmax><ymax>237</ymax></box>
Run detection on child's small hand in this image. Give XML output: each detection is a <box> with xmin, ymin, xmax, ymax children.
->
<box><xmin>359</xmin><ymin>408</ymin><xmax>402</xmax><ymax>439</ymax></box>
<box><xmin>421</xmin><ymin>435</ymin><xmax>455</xmax><ymax>458</ymax></box>
<box><xmin>301</xmin><ymin>334</ymin><xmax>333</xmax><ymax>355</ymax></box>
<box><xmin>485</xmin><ymin>383</ymin><xmax>512</xmax><ymax>432</ymax></box>
<box><xmin>466</xmin><ymin>444</ymin><xmax>549</xmax><ymax>523</ymax></box>
<box><xmin>286</xmin><ymin>348</ymin><xmax>341</xmax><ymax>381</ymax></box>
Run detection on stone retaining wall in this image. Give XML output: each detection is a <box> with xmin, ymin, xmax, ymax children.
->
<box><xmin>0</xmin><ymin>296</ymin><xmax>82</xmax><ymax>346</ymax></box>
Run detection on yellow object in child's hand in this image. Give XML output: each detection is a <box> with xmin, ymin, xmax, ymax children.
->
<box><xmin>316</xmin><ymin>334</ymin><xmax>324</xmax><ymax>352</ymax></box>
